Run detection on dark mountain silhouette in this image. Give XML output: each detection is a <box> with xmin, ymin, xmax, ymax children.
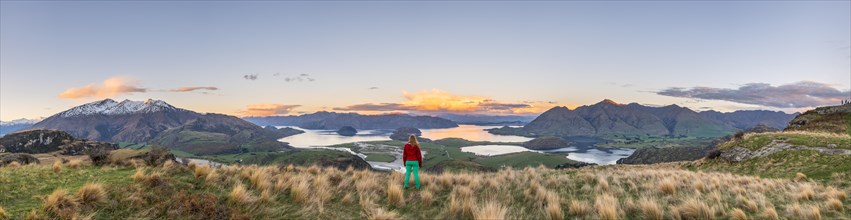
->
<box><xmin>243</xmin><ymin>112</ymin><xmax>458</xmax><ymax>130</ymax></box>
<box><xmin>30</xmin><ymin>99</ymin><xmax>299</xmax><ymax>155</ymax></box>
<box><xmin>492</xmin><ymin>100</ymin><xmax>738</xmax><ymax>137</ymax></box>
<box><xmin>699</xmin><ymin>110</ymin><xmax>798</xmax><ymax>130</ymax></box>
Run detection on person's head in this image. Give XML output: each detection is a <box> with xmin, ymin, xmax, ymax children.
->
<box><xmin>408</xmin><ymin>135</ymin><xmax>419</xmax><ymax>146</ymax></box>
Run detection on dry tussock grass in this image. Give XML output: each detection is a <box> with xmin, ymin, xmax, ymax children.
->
<box><xmin>7</xmin><ymin>161</ymin><xmax>20</xmax><ymax>167</ymax></box>
<box><xmin>474</xmin><ymin>200</ymin><xmax>507</xmax><ymax>220</ymax></box>
<box><xmin>229</xmin><ymin>183</ymin><xmax>254</xmax><ymax>205</ymax></box>
<box><xmin>43</xmin><ymin>189</ymin><xmax>78</xmax><ymax>219</ymax></box>
<box><xmin>52</xmin><ymin>160</ymin><xmax>62</xmax><ymax>173</ymax></box>
<box><xmin>68</xmin><ymin>160</ymin><xmax>82</xmax><ymax>169</ymax></box>
<box><xmin>75</xmin><ymin>183</ymin><xmax>107</xmax><ymax>206</ymax></box>
<box><xmin>386</xmin><ymin>182</ymin><xmax>404</xmax><ymax>207</ymax></box>
<box><xmin>0</xmin><ymin>206</ymin><xmax>7</xmax><ymax>219</ymax></box>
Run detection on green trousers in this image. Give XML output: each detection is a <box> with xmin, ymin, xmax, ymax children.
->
<box><xmin>404</xmin><ymin>160</ymin><xmax>420</xmax><ymax>189</ymax></box>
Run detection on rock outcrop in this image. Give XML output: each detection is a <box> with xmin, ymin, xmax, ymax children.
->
<box><xmin>617</xmin><ymin>145</ymin><xmax>714</xmax><ymax>164</ymax></box>
<box><xmin>336</xmin><ymin>126</ymin><xmax>358</xmax><ymax>136</ymax></box>
<box><xmin>389</xmin><ymin>127</ymin><xmax>431</xmax><ymax>142</ymax></box>
<box><xmin>0</xmin><ymin>153</ymin><xmax>40</xmax><ymax>166</ymax></box>
<box><xmin>523</xmin><ymin>136</ymin><xmax>571</xmax><ymax>150</ymax></box>
<box><xmin>0</xmin><ymin>129</ymin><xmax>117</xmax><ymax>155</ymax></box>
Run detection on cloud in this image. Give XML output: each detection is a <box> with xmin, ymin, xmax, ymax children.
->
<box><xmin>333</xmin><ymin>103</ymin><xmax>411</xmax><ymax>111</ymax></box>
<box><xmin>241</xmin><ymin>103</ymin><xmax>301</xmax><ymax>116</ymax></box>
<box><xmin>169</xmin><ymin>87</ymin><xmax>219</xmax><ymax>92</ymax></box>
<box><xmin>334</xmin><ymin>89</ymin><xmax>563</xmax><ymax>115</ymax></box>
<box><xmin>59</xmin><ymin>77</ymin><xmax>148</xmax><ymax>100</ymax></box>
<box><xmin>657</xmin><ymin>81</ymin><xmax>849</xmax><ymax>108</ymax></box>
<box><xmin>284</xmin><ymin>74</ymin><xmax>315</xmax><ymax>82</ymax></box>
<box><xmin>368</xmin><ymin>87</ymin><xmax>379</xmax><ymax>90</ymax></box>
<box><xmin>244</xmin><ymin>74</ymin><xmax>258</xmax><ymax>80</ymax></box>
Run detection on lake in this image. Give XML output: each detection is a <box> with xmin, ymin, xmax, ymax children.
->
<box><xmin>278</xmin><ymin>124</ymin><xmax>635</xmax><ymax>166</ymax></box>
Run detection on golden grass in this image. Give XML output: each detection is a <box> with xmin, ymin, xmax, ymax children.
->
<box><xmin>0</xmin><ymin>206</ymin><xmax>7</xmax><ymax>219</ymax></box>
<box><xmin>761</xmin><ymin>207</ymin><xmax>779</xmax><ymax>220</ymax></box>
<box><xmin>569</xmin><ymin>200</ymin><xmax>591</xmax><ymax>217</ymax></box>
<box><xmin>659</xmin><ymin>178</ymin><xmax>677</xmax><ymax>195</ymax></box>
<box><xmin>75</xmin><ymin>183</ymin><xmax>107</xmax><ymax>206</ymax></box>
<box><xmin>796</xmin><ymin>184</ymin><xmax>815</xmax><ymax>201</ymax></box>
<box><xmin>7</xmin><ymin>161</ymin><xmax>20</xmax><ymax>167</ymax></box>
<box><xmin>193</xmin><ymin>165</ymin><xmax>212</xmax><ymax>179</ymax></box>
<box><xmin>368</xmin><ymin>207</ymin><xmax>399</xmax><ymax>220</ymax></box>
<box><xmin>676</xmin><ymin>198</ymin><xmax>714</xmax><ymax>220</ymax></box>
<box><xmin>637</xmin><ymin>197</ymin><xmax>663</xmax><ymax>220</ymax></box>
<box><xmin>68</xmin><ymin>160</ymin><xmax>82</xmax><ymax>169</ymax></box>
<box><xmin>43</xmin><ymin>189</ymin><xmax>78</xmax><ymax>218</ymax></box>
<box><xmin>827</xmin><ymin>198</ymin><xmax>843</xmax><ymax>212</ymax></box>
<box><xmin>420</xmin><ymin>190</ymin><xmax>434</xmax><ymax>206</ymax></box>
<box><xmin>52</xmin><ymin>160</ymin><xmax>62</xmax><ymax>173</ymax></box>
<box><xmin>291</xmin><ymin>175</ymin><xmax>311</xmax><ymax>204</ymax></box>
<box><xmin>729</xmin><ymin>208</ymin><xmax>747</xmax><ymax>220</ymax></box>
<box><xmin>131</xmin><ymin>169</ymin><xmax>145</xmax><ymax>182</ymax></box>
<box><xmin>595</xmin><ymin>194</ymin><xmax>618</xmax><ymax>220</ymax></box>
<box><xmin>474</xmin><ymin>200</ymin><xmax>507</xmax><ymax>220</ymax></box>
<box><xmin>794</xmin><ymin>172</ymin><xmax>807</xmax><ymax>182</ymax></box>
<box><xmin>229</xmin><ymin>183</ymin><xmax>254</xmax><ymax>205</ymax></box>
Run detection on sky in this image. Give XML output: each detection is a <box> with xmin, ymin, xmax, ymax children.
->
<box><xmin>1</xmin><ymin>1</ymin><xmax>850</xmax><ymax>121</ymax></box>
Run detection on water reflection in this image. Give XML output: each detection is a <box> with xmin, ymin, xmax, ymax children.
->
<box><xmin>421</xmin><ymin>125</ymin><xmax>531</xmax><ymax>142</ymax></box>
<box><xmin>277</xmin><ymin>126</ymin><xmax>392</xmax><ymax>148</ymax></box>
<box><xmin>542</xmin><ymin>147</ymin><xmax>635</xmax><ymax>165</ymax></box>
<box><xmin>461</xmin><ymin>145</ymin><xmax>536</xmax><ymax>156</ymax></box>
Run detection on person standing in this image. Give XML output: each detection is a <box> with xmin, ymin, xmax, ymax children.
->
<box><xmin>403</xmin><ymin>135</ymin><xmax>423</xmax><ymax>189</ymax></box>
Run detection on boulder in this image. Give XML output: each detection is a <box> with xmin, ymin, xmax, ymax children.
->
<box><xmin>555</xmin><ymin>162</ymin><xmax>596</xmax><ymax>169</ymax></box>
<box><xmin>523</xmin><ymin>136</ymin><xmax>570</xmax><ymax>150</ymax></box>
<box><xmin>1</xmin><ymin>153</ymin><xmax>40</xmax><ymax>166</ymax></box>
<box><xmin>336</xmin><ymin>126</ymin><xmax>358</xmax><ymax>136</ymax></box>
<box><xmin>390</xmin><ymin>127</ymin><xmax>430</xmax><ymax>142</ymax></box>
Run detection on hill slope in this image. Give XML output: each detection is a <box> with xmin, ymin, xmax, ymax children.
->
<box><xmin>31</xmin><ymin>99</ymin><xmax>296</xmax><ymax>155</ymax></box>
<box><xmin>495</xmin><ymin>100</ymin><xmax>738</xmax><ymax>138</ymax></box>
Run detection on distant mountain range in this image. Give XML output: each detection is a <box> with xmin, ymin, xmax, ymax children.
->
<box><xmin>243</xmin><ymin>112</ymin><xmax>458</xmax><ymax>130</ymax></box>
<box><xmin>489</xmin><ymin>99</ymin><xmax>797</xmax><ymax>138</ymax></box>
<box><xmin>436</xmin><ymin>114</ymin><xmax>536</xmax><ymax>125</ymax></box>
<box><xmin>0</xmin><ymin>118</ymin><xmax>40</xmax><ymax>136</ymax></box>
<box><xmin>30</xmin><ymin>99</ymin><xmax>300</xmax><ymax>155</ymax></box>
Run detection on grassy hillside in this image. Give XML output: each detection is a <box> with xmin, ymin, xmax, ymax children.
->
<box><xmin>2</xmin><ymin>161</ymin><xmax>848</xmax><ymax>219</ymax></box>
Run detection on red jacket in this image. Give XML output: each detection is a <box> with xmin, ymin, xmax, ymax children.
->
<box><xmin>403</xmin><ymin>143</ymin><xmax>423</xmax><ymax>167</ymax></box>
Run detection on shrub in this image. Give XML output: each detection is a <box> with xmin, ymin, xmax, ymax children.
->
<box><xmin>475</xmin><ymin>201</ymin><xmax>507</xmax><ymax>220</ymax></box>
<box><xmin>76</xmin><ymin>183</ymin><xmax>107</xmax><ymax>206</ymax></box>
<box><xmin>85</xmin><ymin>147</ymin><xmax>111</xmax><ymax>166</ymax></box>
<box><xmin>143</xmin><ymin>147</ymin><xmax>175</xmax><ymax>166</ymax></box>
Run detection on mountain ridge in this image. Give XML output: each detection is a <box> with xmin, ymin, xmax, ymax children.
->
<box><xmin>243</xmin><ymin>111</ymin><xmax>458</xmax><ymax>130</ymax></box>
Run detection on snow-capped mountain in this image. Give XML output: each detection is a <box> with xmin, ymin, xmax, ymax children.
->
<box><xmin>0</xmin><ymin>118</ymin><xmax>41</xmax><ymax>136</ymax></box>
<box><xmin>0</xmin><ymin>118</ymin><xmax>41</xmax><ymax>126</ymax></box>
<box><xmin>30</xmin><ymin>99</ymin><xmax>298</xmax><ymax>155</ymax></box>
<box><xmin>57</xmin><ymin>99</ymin><xmax>181</xmax><ymax>118</ymax></box>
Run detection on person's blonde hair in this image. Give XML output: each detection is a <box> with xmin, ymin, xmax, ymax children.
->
<box><xmin>408</xmin><ymin>135</ymin><xmax>419</xmax><ymax>147</ymax></box>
